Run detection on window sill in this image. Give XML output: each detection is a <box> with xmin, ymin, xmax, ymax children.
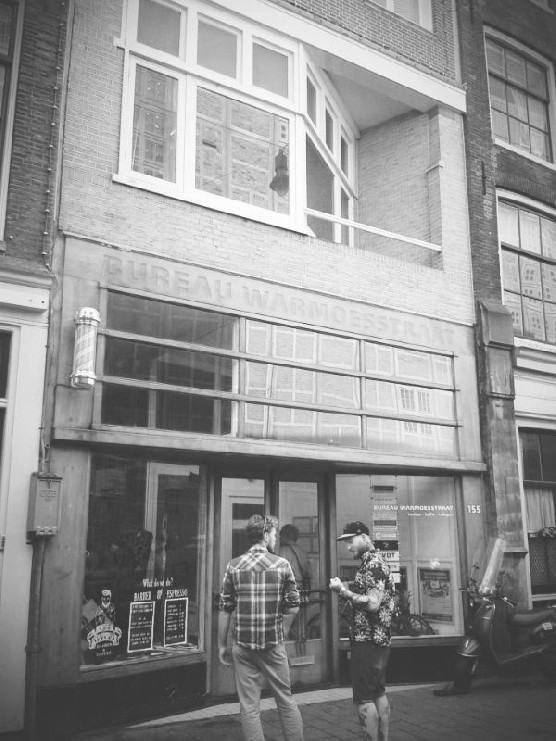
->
<box><xmin>494</xmin><ymin>139</ymin><xmax>556</xmax><ymax>172</ymax></box>
<box><xmin>112</xmin><ymin>173</ymin><xmax>312</xmax><ymax>237</ymax></box>
<box><xmin>78</xmin><ymin>646</ymin><xmax>206</xmax><ymax>682</ymax></box>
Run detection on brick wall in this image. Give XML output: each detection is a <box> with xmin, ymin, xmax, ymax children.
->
<box><xmin>269</xmin><ymin>0</ymin><xmax>458</xmax><ymax>83</ymax></box>
<box><xmin>58</xmin><ymin>0</ymin><xmax>474</xmax><ymax>327</ymax></box>
<box><xmin>2</xmin><ymin>0</ymin><xmax>66</xmax><ymax>267</ymax></box>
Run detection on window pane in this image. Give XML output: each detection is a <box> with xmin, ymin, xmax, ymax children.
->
<box><xmin>393</xmin><ymin>0</ymin><xmax>419</xmax><ymax>23</ymax></box>
<box><xmin>196</xmin><ymin>88</ymin><xmax>290</xmax><ymax>213</ymax></box>
<box><xmin>137</xmin><ymin>0</ymin><xmax>180</xmax><ymax>56</ymax></box>
<box><xmin>252</xmin><ymin>43</ymin><xmax>289</xmax><ymax>98</ymax></box>
<box><xmin>519</xmin><ymin>210</ymin><xmax>541</xmax><ymax>253</ymax></box>
<box><xmin>507</xmin><ymin>87</ymin><xmax>528</xmax><ymax>122</ymax></box>
<box><xmin>157</xmin><ymin>391</ymin><xmax>231</xmax><ymax>433</ymax></box>
<box><xmin>522</xmin><ymin>296</ymin><xmax>545</xmax><ymax>340</ymax></box>
<box><xmin>0</xmin><ymin>331</ymin><xmax>10</xmax><ymax>397</ymax></box>
<box><xmin>528</xmin><ymin>97</ymin><xmax>548</xmax><ymax>130</ymax></box>
<box><xmin>0</xmin><ymin>2</ymin><xmax>14</xmax><ymax>56</ymax></box>
<box><xmin>542</xmin><ymin>263</ymin><xmax>556</xmax><ymax>302</ymax></box>
<box><xmin>133</xmin><ymin>65</ymin><xmax>177</xmax><ymax>182</ymax></box>
<box><xmin>545</xmin><ymin>302</ymin><xmax>556</xmax><ymax>343</ymax></box>
<box><xmin>530</xmin><ymin>128</ymin><xmax>550</xmax><ymax>160</ymax></box>
<box><xmin>526</xmin><ymin>61</ymin><xmax>548</xmax><ymax>99</ymax></box>
<box><xmin>341</xmin><ymin>135</ymin><xmax>349</xmax><ymax>175</ymax></box>
<box><xmin>197</xmin><ymin>20</ymin><xmax>237</xmax><ymax>77</ymax></box>
<box><xmin>306</xmin><ymin>137</ymin><xmax>334</xmax><ymax>241</ymax></box>
<box><xmin>107</xmin><ymin>293</ymin><xmax>236</xmax><ymax>349</ymax></box>
<box><xmin>520</xmin><ymin>256</ymin><xmax>542</xmax><ymax>298</ymax></box>
<box><xmin>492</xmin><ymin>109</ymin><xmax>509</xmax><ymax>141</ymax></box>
<box><xmin>306</xmin><ymin>77</ymin><xmax>316</xmax><ymax>123</ymax></box>
<box><xmin>341</xmin><ymin>189</ymin><xmax>350</xmax><ymax>245</ymax></box>
<box><xmin>501</xmin><ymin>250</ymin><xmax>521</xmax><ymax>292</ymax></box>
<box><xmin>325</xmin><ymin>108</ymin><xmax>334</xmax><ymax>151</ymax></box>
<box><xmin>509</xmin><ymin>118</ymin><xmax>531</xmax><ymax>150</ymax></box>
<box><xmin>541</xmin><ymin>217</ymin><xmax>556</xmax><ymax>259</ymax></box>
<box><xmin>102</xmin><ymin>384</ymin><xmax>150</xmax><ymax>426</ymax></box>
<box><xmin>498</xmin><ymin>202</ymin><xmax>519</xmax><ymax>246</ymax></box>
<box><xmin>505</xmin><ymin>49</ymin><xmax>527</xmax><ymax>87</ymax></box>
<box><xmin>486</xmin><ymin>39</ymin><xmax>505</xmax><ymax>76</ymax></box>
<box><xmin>521</xmin><ymin>433</ymin><xmax>542</xmax><ymax>480</ymax></box>
<box><xmin>489</xmin><ymin>76</ymin><xmax>507</xmax><ymax>112</ymax></box>
<box><xmin>503</xmin><ymin>291</ymin><xmax>524</xmax><ymax>335</ymax></box>
<box><xmin>541</xmin><ymin>435</ymin><xmax>556</xmax><ymax>482</ymax></box>
<box><xmin>104</xmin><ymin>338</ymin><xmax>234</xmax><ymax>392</ymax></box>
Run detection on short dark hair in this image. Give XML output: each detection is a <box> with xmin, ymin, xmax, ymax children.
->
<box><xmin>279</xmin><ymin>524</ymin><xmax>299</xmax><ymax>543</ymax></box>
<box><xmin>246</xmin><ymin>514</ymin><xmax>278</xmax><ymax>544</ymax></box>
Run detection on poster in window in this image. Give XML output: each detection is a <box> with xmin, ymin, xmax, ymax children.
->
<box><xmin>127</xmin><ymin>601</ymin><xmax>155</xmax><ymax>653</ymax></box>
<box><xmin>164</xmin><ymin>597</ymin><xmax>189</xmax><ymax>647</ymax></box>
<box><xmin>419</xmin><ymin>568</ymin><xmax>452</xmax><ymax>622</ymax></box>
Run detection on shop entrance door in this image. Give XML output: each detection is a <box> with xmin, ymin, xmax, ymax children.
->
<box><xmin>212</xmin><ymin>474</ymin><xmax>330</xmax><ymax>696</ymax></box>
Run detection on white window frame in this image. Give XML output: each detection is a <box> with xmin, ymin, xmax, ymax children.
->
<box><xmin>485</xmin><ymin>28</ymin><xmax>556</xmax><ymax>170</ymax></box>
<box><xmin>366</xmin><ymin>0</ymin><xmax>433</xmax><ymax>31</ymax></box>
<box><xmin>497</xmin><ymin>190</ymin><xmax>556</xmax><ymax>348</ymax></box>
<box><xmin>0</xmin><ymin>0</ymin><xmax>24</xmax><ymax>246</ymax></box>
<box><xmin>528</xmin><ymin>0</ymin><xmax>553</xmax><ymax>12</ymax></box>
<box><xmin>116</xmin><ymin>0</ymin><xmax>360</xmax><ymax>236</ymax></box>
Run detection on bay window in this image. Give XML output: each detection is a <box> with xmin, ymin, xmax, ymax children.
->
<box><xmin>118</xmin><ymin>0</ymin><xmax>358</xmax><ymax>237</ymax></box>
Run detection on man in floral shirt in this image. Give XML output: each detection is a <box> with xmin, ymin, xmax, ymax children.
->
<box><xmin>330</xmin><ymin>521</ymin><xmax>395</xmax><ymax>741</ymax></box>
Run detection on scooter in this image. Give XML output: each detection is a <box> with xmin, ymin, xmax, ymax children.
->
<box><xmin>434</xmin><ymin>538</ymin><xmax>556</xmax><ymax>696</ymax></box>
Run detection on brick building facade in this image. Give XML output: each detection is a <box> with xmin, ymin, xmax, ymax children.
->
<box><xmin>0</xmin><ymin>0</ymin><xmax>65</xmax><ymax>736</ymax></box>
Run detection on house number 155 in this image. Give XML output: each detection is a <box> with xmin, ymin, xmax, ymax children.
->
<box><xmin>466</xmin><ymin>504</ymin><xmax>481</xmax><ymax>514</ymax></box>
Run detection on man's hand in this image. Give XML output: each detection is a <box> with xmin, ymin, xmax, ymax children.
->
<box><xmin>329</xmin><ymin>577</ymin><xmax>344</xmax><ymax>593</ymax></box>
<box><xmin>218</xmin><ymin>646</ymin><xmax>231</xmax><ymax>667</ymax></box>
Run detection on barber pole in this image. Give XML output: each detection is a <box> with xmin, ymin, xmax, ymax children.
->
<box><xmin>70</xmin><ymin>307</ymin><xmax>101</xmax><ymax>389</ymax></box>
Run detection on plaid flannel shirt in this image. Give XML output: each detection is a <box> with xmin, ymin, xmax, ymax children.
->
<box><xmin>219</xmin><ymin>544</ymin><xmax>301</xmax><ymax>650</ymax></box>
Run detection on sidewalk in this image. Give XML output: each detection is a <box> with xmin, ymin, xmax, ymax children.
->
<box><xmin>70</xmin><ymin>675</ymin><xmax>556</xmax><ymax>741</ymax></box>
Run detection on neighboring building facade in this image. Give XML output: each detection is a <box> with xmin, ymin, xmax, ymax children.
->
<box><xmin>456</xmin><ymin>0</ymin><xmax>556</xmax><ymax>610</ymax></box>
<box><xmin>34</xmin><ymin>0</ymin><xmax>492</xmax><ymax>736</ymax></box>
<box><xmin>0</xmin><ymin>0</ymin><xmax>62</xmax><ymax>736</ymax></box>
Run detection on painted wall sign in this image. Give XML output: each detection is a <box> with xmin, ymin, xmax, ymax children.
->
<box><xmin>64</xmin><ymin>237</ymin><xmax>462</xmax><ymax>352</ymax></box>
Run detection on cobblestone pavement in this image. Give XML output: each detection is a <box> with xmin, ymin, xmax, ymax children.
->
<box><xmin>71</xmin><ymin>676</ymin><xmax>556</xmax><ymax>741</ymax></box>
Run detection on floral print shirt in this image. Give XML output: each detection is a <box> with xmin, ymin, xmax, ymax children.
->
<box><xmin>350</xmin><ymin>549</ymin><xmax>396</xmax><ymax>646</ymax></box>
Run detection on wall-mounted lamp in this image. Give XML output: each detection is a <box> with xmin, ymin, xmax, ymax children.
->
<box><xmin>70</xmin><ymin>307</ymin><xmax>101</xmax><ymax>390</ymax></box>
<box><xmin>269</xmin><ymin>146</ymin><xmax>289</xmax><ymax>197</ymax></box>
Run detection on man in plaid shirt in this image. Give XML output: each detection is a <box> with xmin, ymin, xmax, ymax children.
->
<box><xmin>218</xmin><ymin>514</ymin><xmax>304</xmax><ymax>741</ymax></box>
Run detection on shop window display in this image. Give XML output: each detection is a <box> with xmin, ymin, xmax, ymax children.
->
<box><xmin>82</xmin><ymin>455</ymin><xmax>207</xmax><ymax>665</ymax></box>
<box><xmin>335</xmin><ymin>474</ymin><xmax>461</xmax><ymax>638</ymax></box>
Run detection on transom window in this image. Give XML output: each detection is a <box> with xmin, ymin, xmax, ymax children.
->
<box><xmin>119</xmin><ymin>0</ymin><xmax>358</xmax><ymax>236</ymax></box>
<box><xmin>499</xmin><ymin>199</ymin><xmax>556</xmax><ymax>343</ymax></box>
<box><xmin>486</xmin><ymin>36</ymin><xmax>553</xmax><ymax>163</ymax></box>
<box><xmin>99</xmin><ymin>291</ymin><xmax>457</xmax><ymax>458</ymax></box>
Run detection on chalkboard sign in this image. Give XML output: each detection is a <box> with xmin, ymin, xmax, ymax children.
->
<box><xmin>164</xmin><ymin>597</ymin><xmax>188</xmax><ymax>647</ymax></box>
<box><xmin>127</xmin><ymin>601</ymin><xmax>155</xmax><ymax>653</ymax></box>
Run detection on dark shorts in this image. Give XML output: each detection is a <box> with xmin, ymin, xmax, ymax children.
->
<box><xmin>350</xmin><ymin>642</ymin><xmax>390</xmax><ymax>704</ymax></box>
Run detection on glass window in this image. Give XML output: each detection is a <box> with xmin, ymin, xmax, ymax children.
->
<box><xmin>306</xmin><ymin>76</ymin><xmax>316</xmax><ymax>124</ymax></box>
<box><xmin>306</xmin><ymin>137</ymin><xmax>334</xmax><ymax>241</ymax></box>
<box><xmin>196</xmin><ymin>87</ymin><xmax>290</xmax><ymax>213</ymax></box>
<box><xmin>499</xmin><ymin>201</ymin><xmax>556</xmax><ymax>344</ymax></box>
<box><xmin>520</xmin><ymin>431</ymin><xmax>556</xmax><ymax>594</ymax></box>
<box><xmin>325</xmin><ymin>107</ymin><xmax>334</xmax><ymax>151</ymax></box>
<box><xmin>335</xmin><ymin>475</ymin><xmax>460</xmax><ymax>637</ymax></box>
<box><xmin>82</xmin><ymin>456</ymin><xmax>207</xmax><ymax>665</ymax></box>
<box><xmin>132</xmin><ymin>65</ymin><xmax>177</xmax><ymax>181</ymax></box>
<box><xmin>486</xmin><ymin>38</ymin><xmax>552</xmax><ymax>162</ymax></box>
<box><xmin>197</xmin><ymin>20</ymin><xmax>237</xmax><ymax>78</ymax></box>
<box><xmin>137</xmin><ymin>0</ymin><xmax>181</xmax><ymax>56</ymax></box>
<box><xmin>252</xmin><ymin>42</ymin><xmax>289</xmax><ymax>98</ymax></box>
<box><xmin>371</xmin><ymin>0</ymin><xmax>430</xmax><ymax>27</ymax></box>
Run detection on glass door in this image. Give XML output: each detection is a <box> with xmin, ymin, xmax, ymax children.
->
<box><xmin>277</xmin><ymin>479</ymin><xmax>330</xmax><ymax>686</ymax></box>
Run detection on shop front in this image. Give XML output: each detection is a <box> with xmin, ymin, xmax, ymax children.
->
<box><xmin>37</xmin><ymin>236</ymin><xmax>486</xmax><ymax>735</ymax></box>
